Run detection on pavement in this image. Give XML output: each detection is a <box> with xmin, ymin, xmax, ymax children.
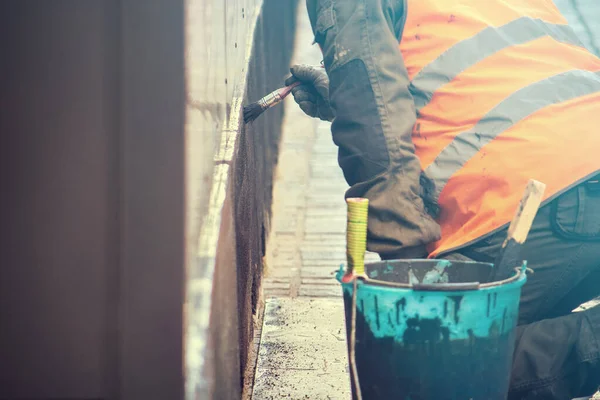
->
<box><xmin>248</xmin><ymin>3</ymin><xmax>600</xmax><ymax>399</ymax></box>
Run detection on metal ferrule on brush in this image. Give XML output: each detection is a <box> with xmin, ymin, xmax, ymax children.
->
<box><xmin>258</xmin><ymin>89</ymin><xmax>284</xmax><ymax>110</ymax></box>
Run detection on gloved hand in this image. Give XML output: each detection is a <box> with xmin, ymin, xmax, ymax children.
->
<box><xmin>284</xmin><ymin>64</ymin><xmax>335</xmax><ymax>122</ymax></box>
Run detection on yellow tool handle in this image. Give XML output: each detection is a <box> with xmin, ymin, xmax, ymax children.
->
<box><xmin>346</xmin><ymin>198</ymin><xmax>369</xmax><ymax>277</ymax></box>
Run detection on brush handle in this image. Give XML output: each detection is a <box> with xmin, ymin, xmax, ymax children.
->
<box><xmin>258</xmin><ymin>81</ymin><xmax>301</xmax><ymax>110</ymax></box>
<box><xmin>283</xmin><ymin>64</ymin><xmax>325</xmax><ymax>97</ymax></box>
<box><xmin>257</xmin><ymin>64</ymin><xmax>324</xmax><ymax>111</ymax></box>
<box><xmin>279</xmin><ymin>81</ymin><xmax>301</xmax><ymax>98</ymax></box>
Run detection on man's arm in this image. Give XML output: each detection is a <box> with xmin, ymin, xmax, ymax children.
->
<box><xmin>298</xmin><ymin>0</ymin><xmax>441</xmax><ymax>259</ymax></box>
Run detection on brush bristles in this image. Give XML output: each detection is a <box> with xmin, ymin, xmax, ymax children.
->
<box><xmin>243</xmin><ymin>102</ymin><xmax>267</xmax><ymax>124</ymax></box>
<box><xmin>244</xmin><ymin>83</ymin><xmax>298</xmax><ymax>124</ymax></box>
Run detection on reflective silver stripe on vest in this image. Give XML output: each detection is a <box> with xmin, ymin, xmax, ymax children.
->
<box><xmin>424</xmin><ymin>70</ymin><xmax>600</xmax><ymax>199</ymax></box>
<box><xmin>410</xmin><ymin>17</ymin><xmax>585</xmax><ymax>112</ymax></box>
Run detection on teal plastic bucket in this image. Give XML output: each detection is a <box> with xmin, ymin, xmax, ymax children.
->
<box><xmin>337</xmin><ymin>259</ymin><xmax>527</xmax><ymax>400</ymax></box>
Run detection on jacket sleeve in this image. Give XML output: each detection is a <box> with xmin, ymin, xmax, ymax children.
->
<box><xmin>306</xmin><ymin>0</ymin><xmax>441</xmax><ymax>259</ymax></box>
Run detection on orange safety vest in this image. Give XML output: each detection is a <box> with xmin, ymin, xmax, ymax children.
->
<box><xmin>399</xmin><ymin>0</ymin><xmax>600</xmax><ymax>258</ymax></box>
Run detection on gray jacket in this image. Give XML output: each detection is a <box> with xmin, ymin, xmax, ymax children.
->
<box><xmin>305</xmin><ymin>0</ymin><xmax>440</xmax><ymax>259</ymax></box>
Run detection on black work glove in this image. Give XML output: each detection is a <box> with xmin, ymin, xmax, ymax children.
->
<box><xmin>284</xmin><ymin>64</ymin><xmax>335</xmax><ymax>122</ymax></box>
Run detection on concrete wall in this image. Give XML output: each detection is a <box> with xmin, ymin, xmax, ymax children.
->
<box><xmin>184</xmin><ymin>1</ymin><xmax>298</xmax><ymax>398</ymax></box>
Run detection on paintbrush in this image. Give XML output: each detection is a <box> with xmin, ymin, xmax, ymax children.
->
<box><xmin>243</xmin><ymin>64</ymin><xmax>325</xmax><ymax>124</ymax></box>
<box><xmin>243</xmin><ymin>81</ymin><xmax>301</xmax><ymax>124</ymax></box>
<box><xmin>490</xmin><ymin>179</ymin><xmax>546</xmax><ymax>281</ymax></box>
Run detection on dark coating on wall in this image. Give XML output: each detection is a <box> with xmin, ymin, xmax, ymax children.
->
<box><xmin>194</xmin><ymin>1</ymin><xmax>299</xmax><ymax>398</ymax></box>
<box><xmin>233</xmin><ymin>0</ymin><xmax>298</xmax><ymax>387</ymax></box>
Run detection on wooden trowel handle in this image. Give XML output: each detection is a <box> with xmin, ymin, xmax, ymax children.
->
<box><xmin>503</xmin><ymin>180</ymin><xmax>546</xmax><ymax>247</ymax></box>
<box><xmin>491</xmin><ymin>179</ymin><xmax>546</xmax><ymax>280</ymax></box>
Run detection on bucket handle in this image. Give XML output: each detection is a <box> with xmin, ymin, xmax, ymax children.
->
<box><xmin>350</xmin><ymin>278</ymin><xmax>364</xmax><ymax>400</ymax></box>
<box><xmin>359</xmin><ymin>265</ymin><xmax>527</xmax><ymax>291</ymax></box>
<box><xmin>411</xmin><ymin>282</ymin><xmax>480</xmax><ymax>291</ymax></box>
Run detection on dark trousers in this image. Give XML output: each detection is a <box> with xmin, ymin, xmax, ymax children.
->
<box><xmin>447</xmin><ymin>182</ymin><xmax>600</xmax><ymax>399</ymax></box>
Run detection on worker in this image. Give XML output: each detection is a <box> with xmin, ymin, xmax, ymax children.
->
<box><xmin>286</xmin><ymin>1</ymin><xmax>600</xmax><ymax>399</ymax></box>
